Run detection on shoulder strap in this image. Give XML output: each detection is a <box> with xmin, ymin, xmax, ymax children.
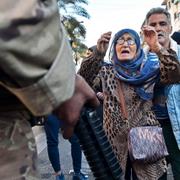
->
<box><xmin>117</xmin><ymin>80</ymin><xmax>128</xmax><ymax>119</ymax></box>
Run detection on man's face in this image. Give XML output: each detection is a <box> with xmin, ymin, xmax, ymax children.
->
<box><xmin>147</xmin><ymin>13</ymin><xmax>172</xmax><ymax>48</ymax></box>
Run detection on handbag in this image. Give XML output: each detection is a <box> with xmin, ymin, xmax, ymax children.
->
<box><xmin>128</xmin><ymin>126</ymin><xmax>169</xmax><ymax>163</ymax></box>
<box><xmin>117</xmin><ymin>80</ymin><xmax>169</xmax><ymax>163</ymax></box>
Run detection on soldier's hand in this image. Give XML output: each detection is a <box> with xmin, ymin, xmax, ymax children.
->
<box><xmin>142</xmin><ymin>25</ymin><xmax>162</xmax><ymax>53</ymax></box>
<box><xmin>54</xmin><ymin>74</ymin><xmax>100</xmax><ymax>138</ymax></box>
<box><xmin>97</xmin><ymin>31</ymin><xmax>112</xmax><ymax>55</ymax></box>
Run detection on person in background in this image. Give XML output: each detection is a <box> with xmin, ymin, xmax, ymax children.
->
<box><xmin>79</xmin><ymin>45</ymin><xmax>104</xmax><ymax>123</ymax></box>
<box><xmin>0</xmin><ymin>1</ymin><xmax>99</xmax><ymax>179</ymax></box>
<box><xmin>79</xmin><ymin>25</ymin><xmax>180</xmax><ymax>179</ymax></box>
<box><xmin>44</xmin><ymin>114</ymin><xmax>88</xmax><ymax>180</ymax></box>
<box><xmin>86</xmin><ymin>45</ymin><xmax>97</xmax><ymax>57</ymax></box>
<box><xmin>171</xmin><ymin>31</ymin><xmax>180</xmax><ymax>45</ymax></box>
<box><xmin>145</xmin><ymin>7</ymin><xmax>180</xmax><ymax>180</ymax></box>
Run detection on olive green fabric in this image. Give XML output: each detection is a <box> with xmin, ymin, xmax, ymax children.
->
<box><xmin>0</xmin><ymin>0</ymin><xmax>75</xmax><ymax>116</ymax></box>
<box><xmin>0</xmin><ymin>110</ymin><xmax>39</xmax><ymax>180</ymax></box>
<box><xmin>0</xmin><ymin>0</ymin><xmax>76</xmax><ymax>179</ymax></box>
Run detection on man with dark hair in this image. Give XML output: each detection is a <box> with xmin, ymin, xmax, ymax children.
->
<box><xmin>144</xmin><ymin>7</ymin><xmax>180</xmax><ymax>180</ymax></box>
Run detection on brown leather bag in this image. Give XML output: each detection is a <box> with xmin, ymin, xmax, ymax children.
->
<box><xmin>117</xmin><ymin>80</ymin><xmax>168</xmax><ymax>163</ymax></box>
<box><xmin>128</xmin><ymin>126</ymin><xmax>169</xmax><ymax>163</ymax></box>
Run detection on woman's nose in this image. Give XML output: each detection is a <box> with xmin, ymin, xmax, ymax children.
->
<box><xmin>123</xmin><ymin>41</ymin><xmax>129</xmax><ymax>46</ymax></box>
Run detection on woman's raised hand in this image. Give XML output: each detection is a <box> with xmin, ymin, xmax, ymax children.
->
<box><xmin>97</xmin><ymin>31</ymin><xmax>112</xmax><ymax>55</ymax></box>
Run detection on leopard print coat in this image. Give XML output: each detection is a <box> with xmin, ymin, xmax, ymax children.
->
<box><xmin>79</xmin><ymin>48</ymin><xmax>180</xmax><ymax>180</ymax></box>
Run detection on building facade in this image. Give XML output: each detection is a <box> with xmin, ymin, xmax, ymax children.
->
<box><xmin>162</xmin><ymin>0</ymin><xmax>180</xmax><ymax>31</ymax></box>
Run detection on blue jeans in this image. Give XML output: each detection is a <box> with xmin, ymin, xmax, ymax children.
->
<box><xmin>44</xmin><ymin>114</ymin><xmax>82</xmax><ymax>173</ymax></box>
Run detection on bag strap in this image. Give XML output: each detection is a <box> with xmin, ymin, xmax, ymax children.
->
<box><xmin>117</xmin><ymin>80</ymin><xmax>128</xmax><ymax>119</ymax></box>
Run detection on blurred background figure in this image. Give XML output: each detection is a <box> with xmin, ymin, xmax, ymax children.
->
<box><xmin>86</xmin><ymin>45</ymin><xmax>97</xmax><ymax>57</ymax></box>
<box><xmin>171</xmin><ymin>31</ymin><xmax>180</xmax><ymax>45</ymax></box>
<box><xmin>44</xmin><ymin>114</ymin><xmax>88</xmax><ymax>180</ymax></box>
<box><xmin>75</xmin><ymin>45</ymin><xmax>97</xmax><ymax>72</ymax></box>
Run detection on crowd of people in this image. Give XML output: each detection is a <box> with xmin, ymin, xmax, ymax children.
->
<box><xmin>79</xmin><ymin>7</ymin><xmax>180</xmax><ymax>179</ymax></box>
<box><xmin>0</xmin><ymin>1</ymin><xmax>179</xmax><ymax>180</ymax></box>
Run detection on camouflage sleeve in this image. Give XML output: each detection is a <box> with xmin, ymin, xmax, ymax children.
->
<box><xmin>0</xmin><ymin>0</ymin><xmax>75</xmax><ymax>116</ymax></box>
<box><xmin>78</xmin><ymin>49</ymin><xmax>105</xmax><ymax>88</ymax></box>
<box><xmin>157</xmin><ymin>48</ymin><xmax>180</xmax><ymax>84</ymax></box>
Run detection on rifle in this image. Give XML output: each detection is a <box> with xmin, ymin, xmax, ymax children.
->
<box><xmin>75</xmin><ymin>106</ymin><xmax>123</xmax><ymax>180</ymax></box>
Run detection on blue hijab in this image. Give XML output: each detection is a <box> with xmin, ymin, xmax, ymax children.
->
<box><xmin>110</xmin><ymin>28</ymin><xmax>160</xmax><ymax>100</ymax></box>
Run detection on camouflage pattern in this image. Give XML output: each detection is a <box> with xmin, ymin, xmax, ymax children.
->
<box><xmin>0</xmin><ymin>0</ymin><xmax>76</xmax><ymax>179</ymax></box>
<box><xmin>0</xmin><ymin>0</ymin><xmax>75</xmax><ymax>116</ymax></box>
<box><xmin>0</xmin><ymin>110</ymin><xmax>39</xmax><ymax>180</ymax></box>
<box><xmin>0</xmin><ymin>0</ymin><xmax>60</xmax><ymax>86</ymax></box>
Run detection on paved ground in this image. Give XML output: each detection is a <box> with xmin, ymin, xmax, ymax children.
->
<box><xmin>33</xmin><ymin>126</ymin><xmax>94</xmax><ymax>180</ymax></box>
<box><xmin>33</xmin><ymin>126</ymin><xmax>174</xmax><ymax>180</ymax></box>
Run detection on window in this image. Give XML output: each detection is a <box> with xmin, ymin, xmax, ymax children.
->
<box><xmin>174</xmin><ymin>12</ymin><xmax>180</xmax><ymax>20</ymax></box>
<box><xmin>168</xmin><ymin>1</ymin><xmax>171</xmax><ymax>8</ymax></box>
<box><xmin>174</xmin><ymin>12</ymin><xmax>178</xmax><ymax>19</ymax></box>
<box><xmin>174</xmin><ymin>0</ymin><xmax>180</xmax><ymax>4</ymax></box>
